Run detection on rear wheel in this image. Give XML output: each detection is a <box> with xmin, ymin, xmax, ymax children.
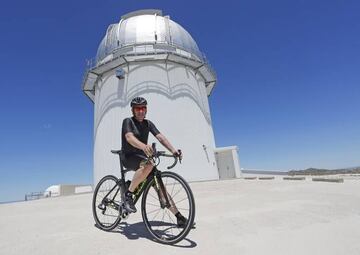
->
<box><xmin>141</xmin><ymin>171</ymin><xmax>195</xmax><ymax>244</ymax></box>
<box><xmin>92</xmin><ymin>175</ymin><xmax>122</xmax><ymax>231</ymax></box>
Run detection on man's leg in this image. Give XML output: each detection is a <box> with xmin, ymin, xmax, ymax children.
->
<box><xmin>129</xmin><ymin>163</ymin><xmax>153</xmax><ymax>192</ymax></box>
<box><xmin>157</xmin><ymin>187</ymin><xmax>194</xmax><ymax>228</ymax></box>
<box><xmin>124</xmin><ymin>162</ymin><xmax>153</xmax><ymax>213</ymax></box>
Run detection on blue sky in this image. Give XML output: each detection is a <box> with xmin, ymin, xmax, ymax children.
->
<box><xmin>0</xmin><ymin>0</ymin><xmax>359</xmax><ymax>202</ymax></box>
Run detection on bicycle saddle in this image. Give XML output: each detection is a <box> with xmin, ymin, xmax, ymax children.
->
<box><xmin>111</xmin><ymin>150</ymin><xmax>122</xmax><ymax>154</ymax></box>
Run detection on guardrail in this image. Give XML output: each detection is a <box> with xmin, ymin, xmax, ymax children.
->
<box><xmin>25</xmin><ymin>191</ymin><xmax>52</xmax><ymax>201</ymax></box>
<box><xmin>95</xmin><ymin>40</ymin><xmax>206</xmax><ymax>65</ymax></box>
<box><xmin>83</xmin><ymin>41</ymin><xmax>216</xmax><ymax>79</ymax></box>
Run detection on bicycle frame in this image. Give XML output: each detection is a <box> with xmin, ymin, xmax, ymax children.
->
<box><xmin>133</xmin><ymin>168</ymin><xmax>170</xmax><ymax>207</ymax></box>
<box><xmin>101</xmin><ymin>165</ymin><xmax>171</xmax><ymax>212</ymax></box>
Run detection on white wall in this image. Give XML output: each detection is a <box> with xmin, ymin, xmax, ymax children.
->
<box><xmin>215</xmin><ymin>146</ymin><xmax>241</xmax><ymax>179</ymax></box>
<box><xmin>75</xmin><ymin>185</ymin><xmax>93</xmax><ymax>194</ymax></box>
<box><xmin>93</xmin><ymin>60</ymin><xmax>219</xmax><ymax>184</ymax></box>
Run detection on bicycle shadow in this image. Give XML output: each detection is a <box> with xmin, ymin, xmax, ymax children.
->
<box><xmin>95</xmin><ymin>221</ymin><xmax>197</xmax><ymax>248</ymax></box>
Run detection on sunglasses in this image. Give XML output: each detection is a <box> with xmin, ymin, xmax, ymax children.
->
<box><xmin>133</xmin><ymin>106</ymin><xmax>147</xmax><ymax>111</ymax></box>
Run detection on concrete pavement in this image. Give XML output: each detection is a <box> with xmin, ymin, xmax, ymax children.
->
<box><xmin>1</xmin><ymin>177</ymin><xmax>360</xmax><ymax>254</ymax></box>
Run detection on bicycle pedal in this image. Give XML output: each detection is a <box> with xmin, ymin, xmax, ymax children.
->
<box><xmin>98</xmin><ymin>203</ymin><xmax>106</xmax><ymax>210</ymax></box>
<box><xmin>121</xmin><ymin>211</ymin><xmax>129</xmax><ymax>220</ymax></box>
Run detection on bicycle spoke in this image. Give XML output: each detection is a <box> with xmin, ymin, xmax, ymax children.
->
<box><xmin>146</xmin><ymin>202</ymin><xmax>161</xmax><ymax>207</ymax></box>
<box><xmin>151</xmin><ymin>207</ymin><xmax>162</xmax><ymax>221</ymax></box>
<box><xmin>171</xmin><ymin>186</ymin><xmax>183</xmax><ymax>200</ymax></box>
<box><xmin>170</xmin><ymin>179</ymin><xmax>176</xmax><ymax>197</ymax></box>
<box><xmin>165</xmin><ymin>210</ymin><xmax>176</xmax><ymax>226</ymax></box>
<box><xmin>102</xmin><ymin>213</ymin><xmax>118</xmax><ymax>218</ymax></box>
<box><xmin>174</xmin><ymin>197</ymin><xmax>189</xmax><ymax>204</ymax></box>
<box><xmin>161</xmin><ymin>209</ymin><xmax>166</xmax><ymax>233</ymax></box>
<box><xmin>147</xmin><ymin>191</ymin><xmax>158</xmax><ymax>201</ymax></box>
<box><xmin>165</xmin><ymin>210</ymin><xmax>175</xmax><ymax>237</ymax></box>
<box><xmin>174</xmin><ymin>207</ymin><xmax>189</xmax><ymax>211</ymax></box>
<box><xmin>147</xmin><ymin>207</ymin><xmax>162</xmax><ymax>215</ymax></box>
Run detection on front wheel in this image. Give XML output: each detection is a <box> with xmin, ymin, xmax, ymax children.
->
<box><xmin>141</xmin><ymin>171</ymin><xmax>195</xmax><ymax>245</ymax></box>
<box><xmin>92</xmin><ymin>175</ymin><xmax>122</xmax><ymax>231</ymax></box>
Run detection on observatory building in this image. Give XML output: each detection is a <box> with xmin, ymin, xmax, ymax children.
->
<box><xmin>82</xmin><ymin>9</ymin><xmax>241</xmax><ymax>185</ymax></box>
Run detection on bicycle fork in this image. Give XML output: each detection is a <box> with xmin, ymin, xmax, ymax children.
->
<box><xmin>154</xmin><ymin>172</ymin><xmax>178</xmax><ymax>214</ymax></box>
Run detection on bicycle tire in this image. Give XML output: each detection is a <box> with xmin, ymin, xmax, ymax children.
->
<box><xmin>92</xmin><ymin>175</ymin><xmax>122</xmax><ymax>231</ymax></box>
<box><xmin>141</xmin><ymin>171</ymin><xmax>195</xmax><ymax>245</ymax></box>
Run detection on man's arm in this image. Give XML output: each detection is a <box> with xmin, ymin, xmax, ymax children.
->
<box><xmin>125</xmin><ymin>132</ymin><xmax>153</xmax><ymax>156</ymax></box>
<box><xmin>155</xmin><ymin>133</ymin><xmax>178</xmax><ymax>155</ymax></box>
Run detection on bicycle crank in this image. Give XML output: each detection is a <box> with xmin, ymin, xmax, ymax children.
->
<box><xmin>121</xmin><ymin>211</ymin><xmax>129</xmax><ymax>220</ymax></box>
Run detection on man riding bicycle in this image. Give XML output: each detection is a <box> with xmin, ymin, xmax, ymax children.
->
<box><xmin>122</xmin><ymin>96</ymin><xmax>187</xmax><ymax>227</ymax></box>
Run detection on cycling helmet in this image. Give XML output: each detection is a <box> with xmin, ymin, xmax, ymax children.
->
<box><xmin>130</xmin><ymin>97</ymin><xmax>147</xmax><ymax>107</ymax></box>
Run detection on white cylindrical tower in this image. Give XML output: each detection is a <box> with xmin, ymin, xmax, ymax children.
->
<box><xmin>82</xmin><ymin>10</ymin><xmax>219</xmax><ymax>185</ymax></box>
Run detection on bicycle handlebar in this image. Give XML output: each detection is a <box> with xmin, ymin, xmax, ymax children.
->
<box><xmin>151</xmin><ymin>143</ymin><xmax>181</xmax><ymax>169</ymax></box>
<box><xmin>156</xmin><ymin>151</ymin><xmax>178</xmax><ymax>169</ymax></box>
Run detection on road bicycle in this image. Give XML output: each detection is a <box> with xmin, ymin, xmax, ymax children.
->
<box><xmin>92</xmin><ymin>143</ymin><xmax>195</xmax><ymax>245</ymax></box>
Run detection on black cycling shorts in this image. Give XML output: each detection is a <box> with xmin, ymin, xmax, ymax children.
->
<box><xmin>123</xmin><ymin>153</ymin><xmax>147</xmax><ymax>170</ymax></box>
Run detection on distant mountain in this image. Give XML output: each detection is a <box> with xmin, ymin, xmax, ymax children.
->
<box><xmin>288</xmin><ymin>167</ymin><xmax>360</xmax><ymax>176</ymax></box>
<box><xmin>241</xmin><ymin>170</ymin><xmax>288</xmax><ymax>175</ymax></box>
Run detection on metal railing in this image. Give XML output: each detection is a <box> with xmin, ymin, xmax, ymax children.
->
<box><xmin>97</xmin><ymin>40</ymin><xmax>205</xmax><ymax>62</ymax></box>
<box><xmin>83</xmin><ymin>41</ymin><xmax>216</xmax><ymax>78</ymax></box>
<box><xmin>25</xmin><ymin>191</ymin><xmax>52</xmax><ymax>201</ymax></box>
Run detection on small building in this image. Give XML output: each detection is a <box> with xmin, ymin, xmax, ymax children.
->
<box><xmin>44</xmin><ymin>185</ymin><xmax>92</xmax><ymax>197</ymax></box>
<box><xmin>215</xmin><ymin>146</ymin><xmax>242</xmax><ymax>179</ymax></box>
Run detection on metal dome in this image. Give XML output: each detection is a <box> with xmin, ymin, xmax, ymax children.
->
<box><xmin>82</xmin><ymin>9</ymin><xmax>217</xmax><ymax>102</ymax></box>
<box><xmin>95</xmin><ymin>9</ymin><xmax>204</xmax><ymax>63</ymax></box>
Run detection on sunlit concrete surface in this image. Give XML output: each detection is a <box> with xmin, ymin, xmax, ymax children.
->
<box><xmin>1</xmin><ymin>177</ymin><xmax>360</xmax><ymax>255</ymax></box>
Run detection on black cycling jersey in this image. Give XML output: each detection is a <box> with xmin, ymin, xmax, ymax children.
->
<box><xmin>121</xmin><ymin>117</ymin><xmax>160</xmax><ymax>156</ymax></box>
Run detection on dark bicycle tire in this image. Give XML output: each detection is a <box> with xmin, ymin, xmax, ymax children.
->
<box><xmin>141</xmin><ymin>171</ymin><xmax>195</xmax><ymax>245</ymax></box>
<box><xmin>92</xmin><ymin>175</ymin><xmax>122</xmax><ymax>231</ymax></box>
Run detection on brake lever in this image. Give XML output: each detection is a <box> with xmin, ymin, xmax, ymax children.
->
<box><xmin>178</xmin><ymin>149</ymin><xmax>182</xmax><ymax>164</ymax></box>
<box><xmin>152</xmin><ymin>143</ymin><xmax>157</xmax><ymax>155</ymax></box>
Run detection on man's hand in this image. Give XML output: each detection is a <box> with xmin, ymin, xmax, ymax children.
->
<box><xmin>173</xmin><ymin>149</ymin><xmax>183</xmax><ymax>160</ymax></box>
<box><xmin>142</xmin><ymin>144</ymin><xmax>153</xmax><ymax>157</ymax></box>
